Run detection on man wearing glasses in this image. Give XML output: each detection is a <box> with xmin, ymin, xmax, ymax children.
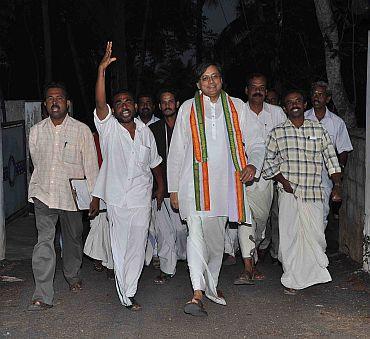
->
<box><xmin>167</xmin><ymin>62</ymin><xmax>265</xmax><ymax>316</ymax></box>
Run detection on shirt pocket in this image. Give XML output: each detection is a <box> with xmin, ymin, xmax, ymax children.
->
<box><xmin>138</xmin><ymin>144</ymin><xmax>151</xmax><ymax>166</ymax></box>
<box><xmin>305</xmin><ymin>138</ymin><xmax>320</xmax><ymax>161</ymax></box>
<box><xmin>62</xmin><ymin>143</ymin><xmax>81</xmax><ymax>165</ymax></box>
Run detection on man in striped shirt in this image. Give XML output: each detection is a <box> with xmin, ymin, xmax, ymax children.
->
<box><xmin>263</xmin><ymin>90</ymin><xmax>342</xmax><ymax>295</ymax></box>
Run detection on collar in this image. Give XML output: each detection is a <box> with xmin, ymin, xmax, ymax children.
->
<box><xmin>200</xmin><ymin>91</ymin><xmax>221</xmax><ymax>104</ymax></box>
<box><xmin>48</xmin><ymin>114</ymin><xmax>69</xmax><ymax>129</ymax></box>
<box><xmin>134</xmin><ymin>117</ymin><xmax>145</xmax><ymax>131</ymax></box>
<box><xmin>306</xmin><ymin>107</ymin><xmax>332</xmax><ymax>121</ymax></box>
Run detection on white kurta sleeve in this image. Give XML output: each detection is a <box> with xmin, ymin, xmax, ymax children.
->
<box><xmin>167</xmin><ymin>104</ymin><xmax>188</xmax><ymax>193</ymax></box>
<box><xmin>94</xmin><ymin>105</ymin><xmax>115</xmax><ymax>139</ymax></box>
<box><xmin>240</xmin><ymin>103</ymin><xmax>266</xmax><ymax>177</ymax></box>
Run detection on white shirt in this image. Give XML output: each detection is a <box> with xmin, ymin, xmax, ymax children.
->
<box><xmin>305</xmin><ymin>107</ymin><xmax>353</xmax><ymax>188</ymax></box>
<box><xmin>93</xmin><ymin>106</ymin><xmax>162</xmax><ymax>208</ymax></box>
<box><xmin>246</xmin><ymin>102</ymin><xmax>286</xmax><ymax>140</ymax></box>
<box><xmin>246</xmin><ymin>102</ymin><xmax>286</xmax><ymax>191</ymax></box>
<box><xmin>167</xmin><ymin>94</ymin><xmax>265</xmax><ymax>220</ymax></box>
<box><xmin>138</xmin><ymin>115</ymin><xmax>160</xmax><ymax>126</ymax></box>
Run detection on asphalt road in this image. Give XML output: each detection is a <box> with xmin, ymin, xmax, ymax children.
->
<box><xmin>1</xmin><ymin>216</ymin><xmax>369</xmax><ymax>338</ymax></box>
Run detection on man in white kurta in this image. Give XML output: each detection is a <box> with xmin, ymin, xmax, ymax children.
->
<box><xmin>234</xmin><ymin>74</ymin><xmax>286</xmax><ymax>284</ymax></box>
<box><xmin>92</xmin><ymin>42</ymin><xmax>164</xmax><ymax>310</ymax></box>
<box><xmin>263</xmin><ymin>90</ymin><xmax>342</xmax><ymax>295</ymax></box>
<box><xmin>305</xmin><ymin>81</ymin><xmax>353</xmax><ymax>230</ymax></box>
<box><xmin>167</xmin><ymin>63</ymin><xmax>265</xmax><ymax>316</ymax></box>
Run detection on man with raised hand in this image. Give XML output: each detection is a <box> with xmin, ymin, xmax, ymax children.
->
<box><xmin>92</xmin><ymin>42</ymin><xmax>164</xmax><ymax>311</ymax></box>
<box><xmin>167</xmin><ymin>62</ymin><xmax>265</xmax><ymax>316</ymax></box>
<box><xmin>263</xmin><ymin>90</ymin><xmax>342</xmax><ymax>295</ymax></box>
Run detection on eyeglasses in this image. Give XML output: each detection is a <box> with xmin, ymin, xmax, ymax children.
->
<box><xmin>200</xmin><ymin>73</ymin><xmax>222</xmax><ymax>83</ymax></box>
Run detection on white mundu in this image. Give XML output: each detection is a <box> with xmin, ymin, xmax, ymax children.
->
<box><xmin>168</xmin><ymin>95</ymin><xmax>265</xmax><ymax>304</ymax></box>
<box><xmin>93</xmin><ymin>107</ymin><xmax>162</xmax><ymax>307</ymax></box>
<box><xmin>153</xmin><ymin>198</ymin><xmax>187</xmax><ymax>275</ymax></box>
<box><xmin>84</xmin><ymin>211</ymin><xmax>113</xmax><ymax>269</ymax></box>
<box><xmin>305</xmin><ymin>107</ymin><xmax>353</xmax><ymax>225</ymax></box>
<box><xmin>240</xmin><ymin>102</ymin><xmax>286</xmax><ymax>258</ymax></box>
<box><xmin>279</xmin><ymin>189</ymin><xmax>331</xmax><ymax>289</ymax></box>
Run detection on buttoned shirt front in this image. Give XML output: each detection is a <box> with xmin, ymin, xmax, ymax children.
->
<box><xmin>246</xmin><ymin>101</ymin><xmax>286</xmax><ymax>191</ymax></box>
<box><xmin>263</xmin><ymin>119</ymin><xmax>341</xmax><ymax>201</ymax></box>
<box><xmin>93</xmin><ymin>107</ymin><xmax>162</xmax><ymax>209</ymax></box>
<box><xmin>28</xmin><ymin>115</ymin><xmax>99</xmax><ymax>211</ymax></box>
<box><xmin>305</xmin><ymin>107</ymin><xmax>353</xmax><ymax>188</ymax></box>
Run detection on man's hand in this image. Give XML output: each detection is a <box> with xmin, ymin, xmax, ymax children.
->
<box><xmin>281</xmin><ymin>179</ymin><xmax>293</xmax><ymax>194</ymax></box>
<box><xmin>273</xmin><ymin>173</ymin><xmax>293</xmax><ymax>194</ymax></box>
<box><xmin>89</xmin><ymin>196</ymin><xmax>100</xmax><ymax>219</ymax></box>
<box><xmin>154</xmin><ymin>188</ymin><xmax>165</xmax><ymax>211</ymax></box>
<box><xmin>331</xmin><ymin>184</ymin><xmax>342</xmax><ymax>202</ymax></box>
<box><xmin>99</xmin><ymin>41</ymin><xmax>117</xmax><ymax>72</ymax></box>
<box><xmin>170</xmin><ymin>192</ymin><xmax>179</xmax><ymax>210</ymax></box>
<box><xmin>240</xmin><ymin>165</ymin><xmax>256</xmax><ymax>183</ymax></box>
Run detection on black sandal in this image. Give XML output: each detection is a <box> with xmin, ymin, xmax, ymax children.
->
<box><xmin>184</xmin><ymin>298</ymin><xmax>208</xmax><ymax>317</ymax></box>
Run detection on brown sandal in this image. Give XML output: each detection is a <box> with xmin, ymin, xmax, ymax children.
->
<box><xmin>234</xmin><ymin>271</ymin><xmax>255</xmax><ymax>285</ymax></box>
<box><xmin>28</xmin><ymin>300</ymin><xmax>53</xmax><ymax>311</ymax></box>
<box><xmin>69</xmin><ymin>281</ymin><xmax>82</xmax><ymax>292</ymax></box>
<box><xmin>125</xmin><ymin>297</ymin><xmax>142</xmax><ymax>311</ymax></box>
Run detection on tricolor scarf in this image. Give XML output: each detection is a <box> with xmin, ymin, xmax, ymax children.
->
<box><xmin>190</xmin><ymin>90</ymin><xmax>248</xmax><ymax>223</ymax></box>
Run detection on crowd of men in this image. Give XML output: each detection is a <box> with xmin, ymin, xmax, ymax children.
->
<box><xmin>27</xmin><ymin>42</ymin><xmax>353</xmax><ymax>316</ymax></box>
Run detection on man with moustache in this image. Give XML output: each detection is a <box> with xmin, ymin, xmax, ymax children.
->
<box><xmin>266</xmin><ymin>89</ymin><xmax>280</xmax><ymax>106</ymax></box>
<box><xmin>305</xmin><ymin>81</ymin><xmax>352</xmax><ymax>243</ymax></box>
<box><xmin>263</xmin><ymin>90</ymin><xmax>342</xmax><ymax>295</ymax></box>
<box><xmin>167</xmin><ymin>62</ymin><xmax>265</xmax><ymax>316</ymax></box>
<box><xmin>92</xmin><ymin>42</ymin><xmax>164</xmax><ymax>311</ymax></box>
<box><xmin>137</xmin><ymin>94</ymin><xmax>160</xmax><ymax>126</ymax></box>
<box><xmin>149</xmin><ymin>89</ymin><xmax>187</xmax><ymax>284</ymax></box>
<box><xmin>28</xmin><ymin>82</ymin><xmax>99</xmax><ymax>310</ymax></box>
<box><xmin>233</xmin><ymin>73</ymin><xmax>286</xmax><ymax>285</ymax></box>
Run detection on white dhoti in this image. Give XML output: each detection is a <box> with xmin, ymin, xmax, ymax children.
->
<box><xmin>238</xmin><ymin>223</ymin><xmax>254</xmax><ymax>259</ymax></box>
<box><xmin>278</xmin><ymin>189</ymin><xmax>331</xmax><ymax>290</ymax></box>
<box><xmin>107</xmin><ymin>204</ymin><xmax>151</xmax><ymax>306</ymax></box>
<box><xmin>246</xmin><ymin>180</ymin><xmax>273</xmax><ymax>248</ymax></box>
<box><xmin>84</xmin><ymin>212</ymin><xmax>114</xmax><ymax>269</ymax></box>
<box><xmin>154</xmin><ymin>198</ymin><xmax>187</xmax><ymax>275</ymax></box>
<box><xmin>187</xmin><ymin>215</ymin><xmax>227</xmax><ymax>305</ymax></box>
<box><xmin>145</xmin><ymin>208</ymin><xmax>158</xmax><ymax>266</ymax></box>
<box><xmin>322</xmin><ymin>185</ymin><xmax>331</xmax><ymax>228</ymax></box>
<box><xmin>261</xmin><ymin>184</ymin><xmax>280</xmax><ymax>257</ymax></box>
<box><xmin>224</xmin><ymin>223</ymin><xmax>239</xmax><ymax>256</ymax></box>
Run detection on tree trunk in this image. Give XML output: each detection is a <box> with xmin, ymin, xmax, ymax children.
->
<box><xmin>41</xmin><ymin>0</ymin><xmax>52</xmax><ymax>84</ymax></box>
<box><xmin>111</xmin><ymin>0</ymin><xmax>128</xmax><ymax>94</ymax></box>
<box><xmin>0</xmin><ymin>86</ymin><xmax>5</xmax><ymax>260</ymax></box>
<box><xmin>23</xmin><ymin>5</ymin><xmax>42</xmax><ymax>97</ymax></box>
<box><xmin>66</xmin><ymin>19</ymin><xmax>90</xmax><ymax>114</ymax></box>
<box><xmin>195</xmin><ymin>0</ymin><xmax>205</xmax><ymax>65</ymax></box>
<box><xmin>313</xmin><ymin>0</ymin><xmax>357</xmax><ymax>128</ymax></box>
<box><xmin>135</xmin><ymin>0</ymin><xmax>151</xmax><ymax>96</ymax></box>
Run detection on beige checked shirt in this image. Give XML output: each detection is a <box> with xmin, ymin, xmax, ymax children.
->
<box><xmin>263</xmin><ymin>119</ymin><xmax>341</xmax><ymax>201</ymax></box>
<box><xmin>28</xmin><ymin>115</ymin><xmax>99</xmax><ymax>211</ymax></box>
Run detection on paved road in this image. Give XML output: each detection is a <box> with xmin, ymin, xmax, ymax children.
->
<box><xmin>1</xmin><ymin>215</ymin><xmax>369</xmax><ymax>338</ymax></box>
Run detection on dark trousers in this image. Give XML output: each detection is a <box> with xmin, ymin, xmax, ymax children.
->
<box><xmin>32</xmin><ymin>199</ymin><xmax>83</xmax><ymax>305</ymax></box>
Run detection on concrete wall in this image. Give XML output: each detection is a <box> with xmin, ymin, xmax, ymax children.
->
<box><xmin>339</xmin><ymin>128</ymin><xmax>365</xmax><ymax>263</ymax></box>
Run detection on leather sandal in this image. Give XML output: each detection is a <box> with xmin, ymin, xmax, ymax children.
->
<box><xmin>27</xmin><ymin>300</ymin><xmax>53</xmax><ymax>311</ymax></box>
<box><xmin>184</xmin><ymin>298</ymin><xmax>207</xmax><ymax>317</ymax></box>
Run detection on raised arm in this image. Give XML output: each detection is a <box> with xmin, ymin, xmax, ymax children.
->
<box><xmin>95</xmin><ymin>41</ymin><xmax>116</xmax><ymax>120</ymax></box>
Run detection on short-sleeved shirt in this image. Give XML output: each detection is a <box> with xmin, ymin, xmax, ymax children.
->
<box><xmin>263</xmin><ymin>119</ymin><xmax>341</xmax><ymax>201</ymax></box>
<box><xmin>92</xmin><ymin>106</ymin><xmax>162</xmax><ymax>209</ymax></box>
<box><xmin>305</xmin><ymin>107</ymin><xmax>353</xmax><ymax>188</ymax></box>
